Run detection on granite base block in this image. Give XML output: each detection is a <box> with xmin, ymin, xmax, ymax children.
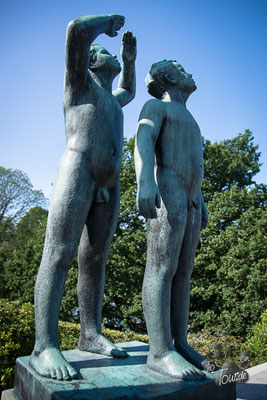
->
<box><xmin>5</xmin><ymin>341</ymin><xmax>236</xmax><ymax>399</ymax></box>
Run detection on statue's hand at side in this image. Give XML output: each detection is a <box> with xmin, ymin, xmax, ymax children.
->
<box><xmin>121</xmin><ymin>31</ymin><xmax>137</xmax><ymax>64</ymax></box>
<box><xmin>137</xmin><ymin>183</ymin><xmax>161</xmax><ymax>219</ymax></box>
<box><xmin>106</xmin><ymin>15</ymin><xmax>125</xmax><ymax>37</ymax></box>
<box><xmin>201</xmin><ymin>200</ymin><xmax>209</xmax><ymax>229</ymax></box>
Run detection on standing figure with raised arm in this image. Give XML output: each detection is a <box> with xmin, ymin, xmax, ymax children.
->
<box><xmin>29</xmin><ymin>14</ymin><xmax>136</xmax><ymax>381</ymax></box>
<box><xmin>134</xmin><ymin>60</ymin><xmax>209</xmax><ymax>381</ymax></box>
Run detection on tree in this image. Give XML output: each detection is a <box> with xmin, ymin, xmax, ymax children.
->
<box><xmin>0</xmin><ymin>167</ymin><xmax>48</xmax><ymax>243</ymax></box>
<box><xmin>191</xmin><ymin>184</ymin><xmax>266</xmax><ymax>336</ymax></box>
<box><xmin>190</xmin><ymin>131</ymin><xmax>266</xmax><ymax>336</ymax></box>
<box><xmin>1</xmin><ymin>207</ymin><xmax>48</xmax><ymax>301</ymax></box>
<box><xmin>202</xmin><ymin>130</ymin><xmax>261</xmax><ymax>201</ymax></box>
<box><xmin>0</xmin><ymin>168</ymin><xmax>47</xmax><ymax>298</ymax></box>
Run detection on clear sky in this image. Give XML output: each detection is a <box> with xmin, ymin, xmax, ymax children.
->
<box><xmin>1</xmin><ymin>0</ymin><xmax>266</xmax><ymax>198</ymax></box>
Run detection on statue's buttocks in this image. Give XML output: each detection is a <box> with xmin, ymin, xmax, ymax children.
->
<box><xmin>65</xmin><ymin>85</ymin><xmax>123</xmax><ymax>188</ymax></box>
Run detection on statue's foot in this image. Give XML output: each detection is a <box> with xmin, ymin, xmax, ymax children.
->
<box><xmin>147</xmin><ymin>350</ymin><xmax>206</xmax><ymax>381</ymax></box>
<box><xmin>79</xmin><ymin>333</ymin><xmax>127</xmax><ymax>358</ymax></box>
<box><xmin>29</xmin><ymin>347</ymin><xmax>78</xmax><ymax>380</ymax></box>
<box><xmin>175</xmin><ymin>342</ymin><xmax>218</xmax><ymax>371</ymax></box>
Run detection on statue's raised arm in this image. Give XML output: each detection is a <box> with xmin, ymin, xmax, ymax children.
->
<box><xmin>29</xmin><ymin>13</ymin><xmax>136</xmax><ymax>382</ymax></box>
<box><xmin>113</xmin><ymin>31</ymin><xmax>136</xmax><ymax>107</ymax></box>
<box><xmin>64</xmin><ymin>14</ymin><xmax>125</xmax><ymax>94</ymax></box>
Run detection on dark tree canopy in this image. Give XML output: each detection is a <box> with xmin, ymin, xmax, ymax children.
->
<box><xmin>202</xmin><ymin>130</ymin><xmax>261</xmax><ymax>201</ymax></box>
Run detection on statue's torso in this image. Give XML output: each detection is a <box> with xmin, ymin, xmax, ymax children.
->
<box><xmin>156</xmin><ymin>101</ymin><xmax>204</xmax><ymax>196</ymax></box>
<box><xmin>63</xmin><ymin>82</ymin><xmax>123</xmax><ymax>188</ymax></box>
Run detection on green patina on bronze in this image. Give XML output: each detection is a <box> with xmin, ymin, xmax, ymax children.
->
<box><xmin>29</xmin><ymin>14</ymin><xmax>136</xmax><ymax>381</ymax></box>
<box><xmin>134</xmin><ymin>59</ymin><xmax>210</xmax><ymax>381</ymax></box>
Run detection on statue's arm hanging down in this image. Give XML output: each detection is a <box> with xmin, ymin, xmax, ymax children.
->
<box><xmin>29</xmin><ymin>14</ymin><xmax>136</xmax><ymax>381</ymax></box>
<box><xmin>135</xmin><ymin>60</ymin><xmax>210</xmax><ymax>381</ymax></box>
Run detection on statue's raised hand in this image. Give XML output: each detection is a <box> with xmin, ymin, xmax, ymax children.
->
<box><xmin>137</xmin><ymin>183</ymin><xmax>161</xmax><ymax>219</ymax></box>
<box><xmin>121</xmin><ymin>31</ymin><xmax>137</xmax><ymax>64</ymax></box>
<box><xmin>106</xmin><ymin>15</ymin><xmax>125</xmax><ymax>37</ymax></box>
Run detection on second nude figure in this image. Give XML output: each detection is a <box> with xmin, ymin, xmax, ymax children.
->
<box><xmin>135</xmin><ymin>59</ymin><xmax>209</xmax><ymax>380</ymax></box>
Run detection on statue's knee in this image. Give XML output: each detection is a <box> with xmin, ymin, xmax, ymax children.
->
<box><xmin>79</xmin><ymin>250</ymin><xmax>107</xmax><ymax>268</ymax></box>
<box><xmin>176</xmin><ymin>262</ymin><xmax>194</xmax><ymax>280</ymax></box>
<box><xmin>46</xmin><ymin>243</ymin><xmax>77</xmax><ymax>272</ymax></box>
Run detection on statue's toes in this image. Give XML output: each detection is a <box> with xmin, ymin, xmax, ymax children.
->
<box><xmin>56</xmin><ymin>367</ymin><xmax>63</xmax><ymax>380</ymax></box>
<box><xmin>61</xmin><ymin>366</ymin><xmax>71</xmax><ymax>381</ymax></box>
<box><xmin>67</xmin><ymin>365</ymin><xmax>78</xmax><ymax>379</ymax></box>
<box><xmin>50</xmin><ymin>368</ymin><xmax>57</xmax><ymax>379</ymax></box>
<box><xmin>43</xmin><ymin>368</ymin><xmax>51</xmax><ymax>378</ymax></box>
<box><xmin>111</xmin><ymin>348</ymin><xmax>127</xmax><ymax>358</ymax></box>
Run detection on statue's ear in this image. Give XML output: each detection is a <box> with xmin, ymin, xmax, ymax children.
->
<box><xmin>165</xmin><ymin>73</ymin><xmax>177</xmax><ymax>84</ymax></box>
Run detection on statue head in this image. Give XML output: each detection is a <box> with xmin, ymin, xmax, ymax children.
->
<box><xmin>146</xmin><ymin>60</ymin><xmax>196</xmax><ymax>99</ymax></box>
<box><xmin>89</xmin><ymin>44</ymin><xmax>121</xmax><ymax>77</ymax></box>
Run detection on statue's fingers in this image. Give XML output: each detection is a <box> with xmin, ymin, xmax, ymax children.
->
<box><xmin>126</xmin><ymin>31</ymin><xmax>132</xmax><ymax>45</ymax></box>
<box><xmin>132</xmin><ymin>36</ymin><xmax>137</xmax><ymax>47</ymax></box>
<box><xmin>155</xmin><ymin>192</ymin><xmax>161</xmax><ymax>209</ymax></box>
<box><xmin>148</xmin><ymin>198</ymin><xmax>157</xmax><ymax>219</ymax></box>
<box><xmin>116</xmin><ymin>19</ymin><xmax>125</xmax><ymax>30</ymax></box>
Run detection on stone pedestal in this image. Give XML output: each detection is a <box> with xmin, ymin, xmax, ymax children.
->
<box><xmin>2</xmin><ymin>341</ymin><xmax>236</xmax><ymax>399</ymax></box>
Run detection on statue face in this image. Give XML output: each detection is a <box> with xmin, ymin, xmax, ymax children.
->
<box><xmin>171</xmin><ymin>62</ymin><xmax>197</xmax><ymax>93</ymax></box>
<box><xmin>90</xmin><ymin>45</ymin><xmax>121</xmax><ymax>75</ymax></box>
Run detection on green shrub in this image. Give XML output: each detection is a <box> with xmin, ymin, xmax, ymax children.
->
<box><xmin>243</xmin><ymin>309</ymin><xmax>267</xmax><ymax>362</ymax></box>
<box><xmin>0</xmin><ymin>300</ymin><xmax>35</xmax><ymax>394</ymax></box>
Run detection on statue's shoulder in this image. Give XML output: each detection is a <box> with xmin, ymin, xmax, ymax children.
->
<box><xmin>140</xmin><ymin>98</ymin><xmax>166</xmax><ymax>116</ymax></box>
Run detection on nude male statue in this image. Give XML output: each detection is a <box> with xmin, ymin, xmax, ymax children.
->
<box><xmin>134</xmin><ymin>60</ymin><xmax>209</xmax><ymax>380</ymax></box>
<box><xmin>29</xmin><ymin>14</ymin><xmax>136</xmax><ymax>381</ymax></box>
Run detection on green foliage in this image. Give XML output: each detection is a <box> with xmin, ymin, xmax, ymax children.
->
<box><xmin>244</xmin><ymin>309</ymin><xmax>267</xmax><ymax>359</ymax></box>
<box><xmin>1</xmin><ymin>207</ymin><xmax>48</xmax><ymax>302</ymax></box>
<box><xmin>202</xmin><ymin>130</ymin><xmax>261</xmax><ymax>201</ymax></box>
<box><xmin>188</xmin><ymin>328</ymin><xmax>265</xmax><ymax>369</ymax></box>
<box><xmin>191</xmin><ymin>184</ymin><xmax>267</xmax><ymax>335</ymax></box>
<box><xmin>0</xmin><ymin>166</ymin><xmax>47</xmax><ymax>298</ymax></box>
<box><xmin>0</xmin><ymin>167</ymin><xmax>47</xmax><ymax>243</ymax></box>
<box><xmin>0</xmin><ymin>300</ymin><xmax>35</xmax><ymax>393</ymax></box>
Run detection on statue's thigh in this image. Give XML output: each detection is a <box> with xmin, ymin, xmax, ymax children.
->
<box><xmin>178</xmin><ymin>206</ymin><xmax>202</xmax><ymax>277</ymax></box>
<box><xmin>80</xmin><ymin>182</ymin><xmax>120</xmax><ymax>253</ymax></box>
<box><xmin>46</xmin><ymin>151</ymin><xmax>95</xmax><ymax>245</ymax></box>
<box><xmin>147</xmin><ymin>184</ymin><xmax>188</xmax><ymax>274</ymax></box>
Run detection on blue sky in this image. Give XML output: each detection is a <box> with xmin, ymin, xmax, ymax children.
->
<box><xmin>1</xmin><ymin>0</ymin><xmax>266</xmax><ymax>198</ymax></box>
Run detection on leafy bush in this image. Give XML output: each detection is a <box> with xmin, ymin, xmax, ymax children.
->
<box><xmin>188</xmin><ymin>327</ymin><xmax>266</xmax><ymax>369</ymax></box>
<box><xmin>243</xmin><ymin>309</ymin><xmax>267</xmax><ymax>362</ymax></box>
<box><xmin>0</xmin><ymin>300</ymin><xmax>35</xmax><ymax>394</ymax></box>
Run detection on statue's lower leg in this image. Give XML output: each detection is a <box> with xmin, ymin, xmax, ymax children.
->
<box><xmin>77</xmin><ymin>194</ymin><xmax>127</xmax><ymax>359</ymax></box>
<box><xmin>30</xmin><ymin>247</ymin><xmax>78</xmax><ymax>380</ymax></box>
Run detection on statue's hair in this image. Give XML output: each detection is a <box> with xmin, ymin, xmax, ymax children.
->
<box><xmin>146</xmin><ymin>60</ymin><xmax>176</xmax><ymax>99</ymax></box>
